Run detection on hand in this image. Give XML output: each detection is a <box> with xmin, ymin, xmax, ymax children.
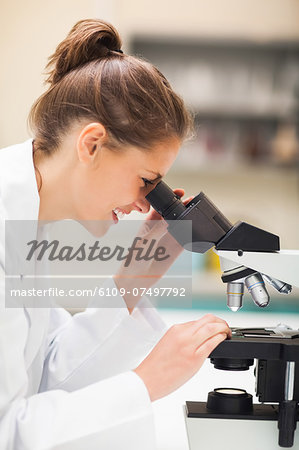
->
<box><xmin>114</xmin><ymin>189</ymin><xmax>194</xmax><ymax>312</ymax></box>
<box><xmin>134</xmin><ymin>314</ymin><xmax>231</xmax><ymax>401</ymax></box>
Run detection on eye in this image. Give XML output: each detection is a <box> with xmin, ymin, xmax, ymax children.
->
<box><xmin>141</xmin><ymin>177</ymin><xmax>155</xmax><ymax>188</ymax></box>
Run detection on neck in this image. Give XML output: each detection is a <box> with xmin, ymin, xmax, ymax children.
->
<box><xmin>33</xmin><ymin>140</ymin><xmax>77</xmax><ymax>222</ymax></box>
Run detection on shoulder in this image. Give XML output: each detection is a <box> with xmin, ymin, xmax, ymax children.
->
<box><xmin>0</xmin><ymin>139</ymin><xmax>34</xmax><ymax>191</ymax></box>
<box><xmin>0</xmin><ymin>139</ymin><xmax>33</xmax><ymax>164</ymax></box>
<box><xmin>0</xmin><ymin>138</ymin><xmax>39</xmax><ymax>221</ymax></box>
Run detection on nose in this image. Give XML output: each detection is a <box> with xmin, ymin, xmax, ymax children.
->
<box><xmin>131</xmin><ymin>198</ymin><xmax>151</xmax><ymax>214</ymax></box>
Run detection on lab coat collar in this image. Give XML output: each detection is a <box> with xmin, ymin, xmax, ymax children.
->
<box><xmin>0</xmin><ymin>139</ymin><xmax>40</xmax><ymax>221</ymax></box>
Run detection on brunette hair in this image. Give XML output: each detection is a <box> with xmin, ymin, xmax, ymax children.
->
<box><xmin>28</xmin><ymin>19</ymin><xmax>193</xmax><ymax>154</ymax></box>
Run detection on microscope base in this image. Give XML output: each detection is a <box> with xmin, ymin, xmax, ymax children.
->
<box><xmin>184</xmin><ymin>403</ymin><xmax>299</xmax><ymax>450</ymax></box>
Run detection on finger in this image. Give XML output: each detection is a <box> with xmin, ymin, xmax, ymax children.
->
<box><xmin>195</xmin><ymin>313</ymin><xmax>230</xmax><ymax>329</ymax></box>
<box><xmin>192</xmin><ymin>322</ymin><xmax>231</xmax><ymax>348</ymax></box>
<box><xmin>139</xmin><ymin>216</ymin><xmax>168</xmax><ymax>240</ymax></box>
<box><xmin>178</xmin><ymin>315</ymin><xmax>224</xmax><ymax>333</ymax></box>
<box><xmin>173</xmin><ymin>315</ymin><xmax>230</xmax><ymax>337</ymax></box>
<box><xmin>145</xmin><ymin>209</ymin><xmax>164</xmax><ymax>221</ymax></box>
<box><xmin>173</xmin><ymin>188</ymin><xmax>185</xmax><ymax>198</ymax></box>
<box><xmin>195</xmin><ymin>332</ymin><xmax>227</xmax><ymax>358</ymax></box>
<box><xmin>182</xmin><ymin>196</ymin><xmax>194</xmax><ymax>205</ymax></box>
<box><xmin>192</xmin><ymin>314</ymin><xmax>231</xmax><ymax>334</ymax></box>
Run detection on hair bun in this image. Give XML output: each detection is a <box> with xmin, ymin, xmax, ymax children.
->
<box><xmin>45</xmin><ymin>19</ymin><xmax>122</xmax><ymax>85</ymax></box>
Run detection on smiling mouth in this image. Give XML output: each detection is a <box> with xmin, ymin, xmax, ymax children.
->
<box><xmin>112</xmin><ymin>208</ymin><xmax>126</xmax><ymax>223</ymax></box>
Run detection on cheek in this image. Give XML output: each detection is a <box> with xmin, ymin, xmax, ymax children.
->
<box><xmin>78</xmin><ymin>167</ymin><xmax>141</xmax><ymax>214</ymax></box>
<box><xmin>111</xmin><ymin>177</ymin><xmax>141</xmax><ymax>204</ymax></box>
<box><xmin>73</xmin><ymin>171</ymin><xmax>107</xmax><ymax>217</ymax></box>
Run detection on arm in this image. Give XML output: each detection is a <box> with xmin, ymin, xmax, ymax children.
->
<box><xmin>1</xmin><ymin>372</ymin><xmax>155</xmax><ymax>450</ymax></box>
<box><xmin>39</xmin><ymin>277</ymin><xmax>167</xmax><ymax>392</ymax></box>
<box><xmin>0</xmin><ymin>280</ymin><xmax>157</xmax><ymax>450</ymax></box>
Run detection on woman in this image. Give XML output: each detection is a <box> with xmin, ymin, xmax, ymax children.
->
<box><xmin>0</xmin><ymin>19</ymin><xmax>231</xmax><ymax>449</ymax></box>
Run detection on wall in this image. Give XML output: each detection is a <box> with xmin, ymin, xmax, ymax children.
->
<box><xmin>1</xmin><ymin>0</ymin><xmax>299</xmax><ymax>147</ymax></box>
<box><xmin>119</xmin><ymin>0</ymin><xmax>299</xmax><ymax>42</ymax></box>
<box><xmin>0</xmin><ymin>0</ymin><xmax>118</xmax><ymax>148</ymax></box>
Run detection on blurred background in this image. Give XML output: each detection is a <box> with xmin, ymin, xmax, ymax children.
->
<box><xmin>1</xmin><ymin>3</ymin><xmax>299</xmax><ymax>448</ymax></box>
<box><xmin>1</xmin><ymin>0</ymin><xmax>299</xmax><ymax>312</ymax></box>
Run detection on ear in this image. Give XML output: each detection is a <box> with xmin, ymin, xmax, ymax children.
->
<box><xmin>77</xmin><ymin>122</ymin><xmax>107</xmax><ymax>163</ymax></box>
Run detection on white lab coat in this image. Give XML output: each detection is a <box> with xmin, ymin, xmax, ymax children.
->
<box><xmin>0</xmin><ymin>139</ymin><xmax>167</xmax><ymax>450</ymax></box>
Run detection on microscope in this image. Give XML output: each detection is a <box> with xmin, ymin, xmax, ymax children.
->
<box><xmin>146</xmin><ymin>181</ymin><xmax>299</xmax><ymax>449</ymax></box>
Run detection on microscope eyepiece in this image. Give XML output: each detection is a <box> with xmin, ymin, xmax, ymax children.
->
<box><xmin>145</xmin><ymin>181</ymin><xmax>232</xmax><ymax>253</ymax></box>
<box><xmin>145</xmin><ymin>181</ymin><xmax>186</xmax><ymax>220</ymax></box>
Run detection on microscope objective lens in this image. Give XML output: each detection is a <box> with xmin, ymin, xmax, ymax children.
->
<box><xmin>226</xmin><ymin>282</ymin><xmax>244</xmax><ymax>312</ymax></box>
<box><xmin>245</xmin><ymin>273</ymin><xmax>270</xmax><ymax>307</ymax></box>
